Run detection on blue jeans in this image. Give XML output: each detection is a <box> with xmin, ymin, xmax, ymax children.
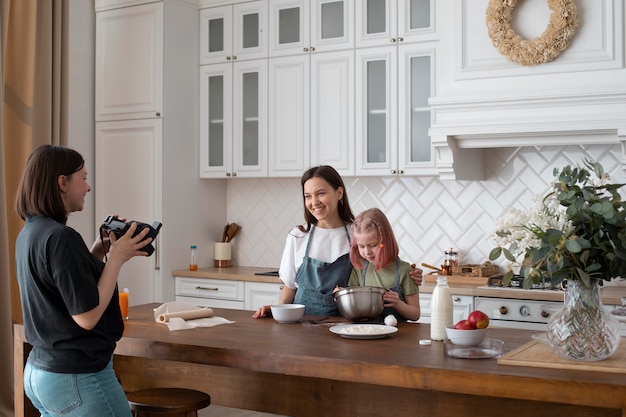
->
<box><xmin>24</xmin><ymin>357</ymin><xmax>131</xmax><ymax>417</ymax></box>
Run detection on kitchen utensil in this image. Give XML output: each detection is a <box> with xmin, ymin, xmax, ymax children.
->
<box><xmin>333</xmin><ymin>286</ymin><xmax>386</xmax><ymax>321</ymax></box>
<box><xmin>221</xmin><ymin>224</ymin><xmax>230</xmax><ymax>242</ymax></box>
<box><xmin>421</xmin><ymin>262</ymin><xmax>441</xmax><ymax>271</ymax></box>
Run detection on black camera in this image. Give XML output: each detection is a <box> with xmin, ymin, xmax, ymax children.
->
<box><xmin>100</xmin><ymin>215</ymin><xmax>163</xmax><ymax>256</ymax></box>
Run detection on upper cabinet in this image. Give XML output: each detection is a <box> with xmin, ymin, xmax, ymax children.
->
<box><xmin>356</xmin><ymin>0</ymin><xmax>435</xmax><ymax>49</ymax></box>
<box><xmin>199</xmin><ymin>2</ymin><xmax>268</xmax><ymax>65</ymax></box>
<box><xmin>199</xmin><ymin>59</ymin><xmax>268</xmax><ymax>178</ymax></box>
<box><xmin>355</xmin><ymin>0</ymin><xmax>437</xmax><ymax>176</ymax></box>
<box><xmin>95</xmin><ymin>3</ymin><xmax>163</xmax><ymax>121</ymax></box>
<box><xmin>269</xmin><ymin>0</ymin><xmax>354</xmax><ymax>57</ymax></box>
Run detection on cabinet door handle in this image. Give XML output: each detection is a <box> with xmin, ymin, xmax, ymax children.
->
<box><xmin>310</xmin><ymin>46</ymin><xmax>315</xmax><ymax>52</ymax></box>
<box><xmin>397</xmin><ymin>37</ymin><xmax>404</xmax><ymax>42</ymax></box>
<box><xmin>226</xmin><ymin>56</ymin><xmax>231</xmax><ymax>61</ymax></box>
<box><xmin>303</xmin><ymin>47</ymin><xmax>309</xmax><ymax>52</ymax></box>
<box><xmin>195</xmin><ymin>286</ymin><xmax>219</xmax><ymax>291</ymax></box>
<box><xmin>390</xmin><ymin>170</ymin><xmax>397</xmax><ymax>174</ymax></box>
<box><xmin>398</xmin><ymin>169</ymin><xmax>404</xmax><ymax>175</ymax></box>
<box><xmin>453</xmin><ymin>297</ymin><xmax>460</xmax><ymax>302</ymax></box>
<box><xmin>155</xmin><ymin>112</ymin><xmax>161</xmax><ymax>117</ymax></box>
<box><xmin>390</xmin><ymin>38</ymin><xmax>396</xmax><ymax>43</ymax></box>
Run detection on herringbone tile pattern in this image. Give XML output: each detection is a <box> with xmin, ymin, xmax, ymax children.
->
<box><xmin>228</xmin><ymin>145</ymin><xmax>625</xmax><ymax>269</ymax></box>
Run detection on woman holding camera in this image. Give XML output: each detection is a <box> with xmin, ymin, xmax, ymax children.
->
<box><xmin>14</xmin><ymin>145</ymin><xmax>153</xmax><ymax>416</ymax></box>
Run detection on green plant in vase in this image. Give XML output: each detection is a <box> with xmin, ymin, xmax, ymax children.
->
<box><xmin>489</xmin><ymin>159</ymin><xmax>624</xmax><ymax>361</ymax></box>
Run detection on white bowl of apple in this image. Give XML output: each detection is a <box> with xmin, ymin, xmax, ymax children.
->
<box><xmin>446</xmin><ymin>310</ymin><xmax>490</xmax><ymax>346</ymax></box>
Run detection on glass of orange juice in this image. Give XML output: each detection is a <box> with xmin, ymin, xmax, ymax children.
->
<box><xmin>118</xmin><ymin>288</ymin><xmax>129</xmax><ymax>320</ymax></box>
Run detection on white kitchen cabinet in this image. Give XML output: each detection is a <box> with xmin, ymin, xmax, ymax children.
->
<box><xmin>175</xmin><ymin>277</ymin><xmax>245</xmax><ymax>309</ymax></box>
<box><xmin>95</xmin><ymin>2</ymin><xmax>163</xmax><ymax>121</ymax></box>
<box><xmin>96</xmin><ymin>0</ymin><xmax>225</xmax><ymax>304</ymax></box>
<box><xmin>95</xmin><ymin>119</ymin><xmax>162</xmax><ymax>306</ymax></box>
<box><xmin>174</xmin><ymin>278</ymin><xmax>283</xmax><ymax>311</ymax></box>
<box><xmin>199</xmin><ymin>2</ymin><xmax>267</xmax><ymax>65</ymax></box>
<box><xmin>310</xmin><ymin>50</ymin><xmax>355</xmax><ymax>176</ymax></box>
<box><xmin>268</xmin><ymin>54</ymin><xmax>310</xmax><ymax>177</ymax></box>
<box><xmin>417</xmin><ymin>292</ymin><xmax>473</xmax><ymax>324</ymax></box>
<box><xmin>199</xmin><ymin>59</ymin><xmax>268</xmax><ymax>178</ymax></box>
<box><xmin>356</xmin><ymin>0</ymin><xmax>435</xmax><ymax>49</ymax></box>
<box><xmin>245</xmin><ymin>282</ymin><xmax>284</xmax><ymax>311</ymax></box>
<box><xmin>269</xmin><ymin>0</ymin><xmax>354</xmax><ymax>58</ymax></box>
<box><xmin>355</xmin><ymin>43</ymin><xmax>436</xmax><ymax>176</ymax></box>
<box><xmin>269</xmin><ymin>49</ymin><xmax>354</xmax><ymax>177</ymax></box>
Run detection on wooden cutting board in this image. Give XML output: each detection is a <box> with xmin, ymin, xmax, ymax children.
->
<box><xmin>498</xmin><ymin>338</ymin><xmax>626</xmax><ymax>373</ymax></box>
<box><xmin>424</xmin><ymin>273</ymin><xmax>489</xmax><ymax>286</ymax></box>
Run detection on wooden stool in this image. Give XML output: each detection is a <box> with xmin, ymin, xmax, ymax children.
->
<box><xmin>127</xmin><ymin>388</ymin><xmax>211</xmax><ymax>417</ymax></box>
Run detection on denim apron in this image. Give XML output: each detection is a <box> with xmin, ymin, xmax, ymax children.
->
<box><xmin>360</xmin><ymin>259</ymin><xmax>405</xmax><ymax>322</ymax></box>
<box><xmin>294</xmin><ymin>224</ymin><xmax>352</xmax><ymax>316</ymax></box>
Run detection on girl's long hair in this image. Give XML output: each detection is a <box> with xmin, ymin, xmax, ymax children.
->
<box><xmin>350</xmin><ymin>208</ymin><xmax>399</xmax><ymax>270</ymax></box>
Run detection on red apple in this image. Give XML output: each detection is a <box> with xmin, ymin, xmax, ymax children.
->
<box><xmin>454</xmin><ymin>319</ymin><xmax>475</xmax><ymax>330</ymax></box>
<box><xmin>468</xmin><ymin>310</ymin><xmax>489</xmax><ymax>329</ymax></box>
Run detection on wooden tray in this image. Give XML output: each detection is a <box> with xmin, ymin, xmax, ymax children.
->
<box><xmin>424</xmin><ymin>273</ymin><xmax>489</xmax><ymax>286</ymax></box>
<box><xmin>498</xmin><ymin>339</ymin><xmax>626</xmax><ymax>374</ymax></box>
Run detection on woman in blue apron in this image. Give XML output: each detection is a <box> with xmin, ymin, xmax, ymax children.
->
<box><xmin>253</xmin><ymin>167</ymin><xmax>423</xmax><ymax>319</ymax></box>
<box><xmin>347</xmin><ymin>208</ymin><xmax>421</xmax><ymax>322</ymax></box>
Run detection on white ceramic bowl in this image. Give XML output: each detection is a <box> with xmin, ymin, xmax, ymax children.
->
<box><xmin>445</xmin><ymin>326</ymin><xmax>487</xmax><ymax>346</ymax></box>
<box><xmin>270</xmin><ymin>304</ymin><xmax>305</xmax><ymax>323</ymax></box>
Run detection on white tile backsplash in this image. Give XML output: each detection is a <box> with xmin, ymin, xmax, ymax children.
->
<box><xmin>227</xmin><ymin>145</ymin><xmax>625</xmax><ymax>271</ymax></box>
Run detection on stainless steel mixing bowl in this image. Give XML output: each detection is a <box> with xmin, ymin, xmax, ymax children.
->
<box><xmin>334</xmin><ymin>286</ymin><xmax>386</xmax><ymax>321</ymax></box>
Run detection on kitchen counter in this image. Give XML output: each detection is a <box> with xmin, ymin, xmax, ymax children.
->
<box><xmin>14</xmin><ymin>305</ymin><xmax>626</xmax><ymax>417</ymax></box>
<box><xmin>172</xmin><ymin>267</ymin><xmax>626</xmax><ymax>305</ymax></box>
<box><xmin>172</xmin><ymin>266</ymin><xmax>282</xmax><ymax>284</ymax></box>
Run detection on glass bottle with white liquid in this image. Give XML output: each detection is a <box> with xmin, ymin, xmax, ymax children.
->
<box><xmin>430</xmin><ymin>276</ymin><xmax>453</xmax><ymax>341</ymax></box>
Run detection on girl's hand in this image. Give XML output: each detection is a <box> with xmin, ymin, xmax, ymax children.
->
<box><xmin>252</xmin><ymin>305</ymin><xmax>272</xmax><ymax>319</ymax></box>
<box><xmin>410</xmin><ymin>264</ymin><xmax>423</xmax><ymax>285</ymax></box>
<box><xmin>382</xmin><ymin>290</ymin><xmax>400</xmax><ymax>307</ymax></box>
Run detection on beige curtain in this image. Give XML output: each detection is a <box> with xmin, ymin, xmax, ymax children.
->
<box><xmin>1</xmin><ymin>0</ymin><xmax>68</xmax><ymax>415</ymax></box>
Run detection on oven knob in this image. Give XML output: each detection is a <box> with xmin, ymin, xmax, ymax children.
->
<box><xmin>519</xmin><ymin>305</ymin><xmax>531</xmax><ymax>317</ymax></box>
<box><xmin>499</xmin><ymin>306</ymin><xmax>508</xmax><ymax>315</ymax></box>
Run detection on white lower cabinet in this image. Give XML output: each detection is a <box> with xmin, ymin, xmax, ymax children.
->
<box><xmin>174</xmin><ymin>277</ymin><xmax>282</xmax><ymax>311</ymax></box>
<box><xmin>417</xmin><ymin>293</ymin><xmax>473</xmax><ymax>324</ymax></box>
<box><xmin>245</xmin><ymin>282</ymin><xmax>284</xmax><ymax>311</ymax></box>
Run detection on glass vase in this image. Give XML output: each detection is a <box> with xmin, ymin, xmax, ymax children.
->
<box><xmin>547</xmin><ymin>279</ymin><xmax>621</xmax><ymax>361</ymax></box>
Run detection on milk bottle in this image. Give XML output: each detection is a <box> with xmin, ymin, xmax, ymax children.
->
<box><xmin>430</xmin><ymin>276</ymin><xmax>453</xmax><ymax>341</ymax></box>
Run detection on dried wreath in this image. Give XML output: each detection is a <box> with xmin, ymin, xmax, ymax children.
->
<box><xmin>486</xmin><ymin>0</ymin><xmax>579</xmax><ymax>66</ymax></box>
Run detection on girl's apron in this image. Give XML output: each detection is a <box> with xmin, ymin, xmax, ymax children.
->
<box><xmin>360</xmin><ymin>259</ymin><xmax>405</xmax><ymax>321</ymax></box>
<box><xmin>294</xmin><ymin>224</ymin><xmax>352</xmax><ymax>316</ymax></box>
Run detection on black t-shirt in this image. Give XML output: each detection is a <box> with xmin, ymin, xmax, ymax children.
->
<box><xmin>15</xmin><ymin>216</ymin><xmax>124</xmax><ymax>373</ymax></box>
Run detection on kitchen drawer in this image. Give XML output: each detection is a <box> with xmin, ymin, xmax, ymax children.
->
<box><xmin>175</xmin><ymin>295</ymin><xmax>244</xmax><ymax>310</ymax></box>
<box><xmin>175</xmin><ymin>277</ymin><xmax>244</xmax><ymax>301</ymax></box>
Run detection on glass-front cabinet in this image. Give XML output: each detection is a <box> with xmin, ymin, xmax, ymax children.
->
<box><xmin>269</xmin><ymin>0</ymin><xmax>354</xmax><ymax>57</ymax></box>
<box><xmin>199</xmin><ymin>60</ymin><xmax>267</xmax><ymax>178</ymax></box>
<box><xmin>356</xmin><ymin>0</ymin><xmax>435</xmax><ymax>48</ymax></box>
<box><xmin>199</xmin><ymin>2</ymin><xmax>267</xmax><ymax>65</ymax></box>
<box><xmin>355</xmin><ymin>44</ymin><xmax>435</xmax><ymax>176</ymax></box>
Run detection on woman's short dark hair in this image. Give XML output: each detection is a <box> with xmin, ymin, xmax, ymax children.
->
<box><xmin>15</xmin><ymin>145</ymin><xmax>85</xmax><ymax>223</ymax></box>
<box><xmin>298</xmin><ymin>165</ymin><xmax>354</xmax><ymax>232</ymax></box>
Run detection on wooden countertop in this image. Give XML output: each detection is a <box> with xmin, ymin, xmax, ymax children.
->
<box><xmin>172</xmin><ymin>267</ymin><xmax>626</xmax><ymax>305</ymax></box>
<box><xmin>14</xmin><ymin>305</ymin><xmax>626</xmax><ymax>417</ymax></box>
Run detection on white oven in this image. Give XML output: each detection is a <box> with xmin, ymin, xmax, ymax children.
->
<box><xmin>475</xmin><ymin>296</ymin><xmax>563</xmax><ymax>331</ymax></box>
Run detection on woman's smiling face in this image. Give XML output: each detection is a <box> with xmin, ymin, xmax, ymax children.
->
<box><xmin>303</xmin><ymin>176</ymin><xmax>343</xmax><ymax>228</ymax></box>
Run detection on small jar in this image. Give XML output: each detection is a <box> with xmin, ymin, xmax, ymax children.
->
<box><xmin>189</xmin><ymin>245</ymin><xmax>198</xmax><ymax>271</ymax></box>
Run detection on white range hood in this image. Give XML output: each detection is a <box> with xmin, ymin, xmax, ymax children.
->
<box><xmin>429</xmin><ymin>89</ymin><xmax>626</xmax><ymax>181</ymax></box>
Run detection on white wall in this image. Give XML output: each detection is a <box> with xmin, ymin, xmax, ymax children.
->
<box><xmin>66</xmin><ymin>1</ymin><xmax>96</xmax><ymax>241</ymax></box>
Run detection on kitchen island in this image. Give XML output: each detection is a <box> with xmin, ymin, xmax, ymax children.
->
<box><xmin>14</xmin><ymin>304</ymin><xmax>626</xmax><ymax>417</ymax></box>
